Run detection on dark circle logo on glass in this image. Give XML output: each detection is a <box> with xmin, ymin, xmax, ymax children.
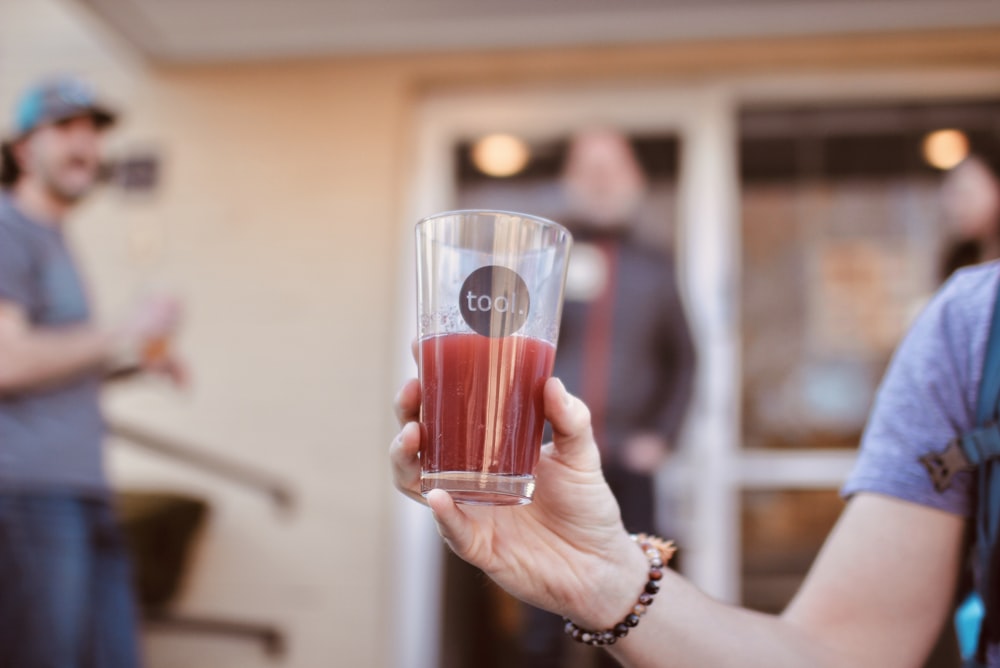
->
<box><xmin>459</xmin><ymin>265</ymin><xmax>531</xmax><ymax>337</ymax></box>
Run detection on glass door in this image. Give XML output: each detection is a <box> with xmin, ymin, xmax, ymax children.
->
<box><xmin>393</xmin><ymin>84</ymin><xmax>741</xmax><ymax>668</ymax></box>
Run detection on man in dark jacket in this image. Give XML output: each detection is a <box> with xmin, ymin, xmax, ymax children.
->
<box><xmin>522</xmin><ymin>128</ymin><xmax>696</xmax><ymax>667</ymax></box>
<box><xmin>557</xmin><ymin>127</ymin><xmax>696</xmax><ymax>532</ymax></box>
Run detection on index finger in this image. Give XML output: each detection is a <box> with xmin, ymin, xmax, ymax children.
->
<box><xmin>394</xmin><ymin>378</ymin><xmax>421</xmax><ymax>427</ymax></box>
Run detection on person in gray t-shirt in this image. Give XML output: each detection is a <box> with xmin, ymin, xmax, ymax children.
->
<box><xmin>839</xmin><ymin>261</ymin><xmax>1000</xmax><ymax>663</ymax></box>
<box><xmin>0</xmin><ymin>76</ymin><xmax>183</xmax><ymax>667</ymax></box>
<box><xmin>390</xmin><ymin>260</ymin><xmax>1000</xmax><ymax>666</ymax></box>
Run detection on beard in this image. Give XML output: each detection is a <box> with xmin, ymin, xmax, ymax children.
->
<box><xmin>566</xmin><ymin>185</ymin><xmax>644</xmax><ymax>228</ymax></box>
<box><xmin>41</xmin><ymin>155</ymin><xmax>100</xmax><ymax>204</ymax></box>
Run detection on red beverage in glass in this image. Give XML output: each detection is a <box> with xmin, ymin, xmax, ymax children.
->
<box><xmin>419</xmin><ymin>332</ymin><xmax>556</xmax><ymax>505</ymax></box>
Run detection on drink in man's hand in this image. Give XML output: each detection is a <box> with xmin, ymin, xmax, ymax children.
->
<box><xmin>415</xmin><ymin>210</ymin><xmax>572</xmax><ymax>505</ymax></box>
<box><xmin>419</xmin><ymin>333</ymin><xmax>556</xmax><ymax>505</ymax></box>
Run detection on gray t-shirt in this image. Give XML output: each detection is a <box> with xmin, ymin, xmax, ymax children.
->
<box><xmin>842</xmin><ymin>261</ymin><xmax>1000</xmax><ymax>663</ymax></box>
<box><xmin>0</xmin><ymin>193</ymin><xmax>107</xmax><ymax>495</ymax></box>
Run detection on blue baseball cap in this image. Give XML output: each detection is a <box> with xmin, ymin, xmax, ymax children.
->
<box><xmin>8</xmin><ymin>75</ymin><xmax>117</xmax><ymax>141</ymax></box>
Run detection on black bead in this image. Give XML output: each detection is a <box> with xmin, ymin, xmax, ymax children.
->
<box><xmin>614</xmin><ymin>623</ymin><xmax>630</xmax><ymax>637</ymax></box>
<box><xmin>639</xmin><ymin>593</ymin><xmax>654</xmax><ymax>605</ymax></box>
<box><xmin>625</xmin><ymin>613</ymin><xmax>640</xmax><ymax>627</ymax></box>
<box><xmin>645</xmin><ymin>580</ymin><xmax>660</xmax><ymax>595</ymax></box>
<box><xmin>606</xmin><ymin>636</ymin><xmax>617</xmax><ymax>645</ymax></box>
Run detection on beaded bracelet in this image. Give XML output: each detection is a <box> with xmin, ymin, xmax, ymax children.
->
<box><xmin>563</xmin><ymin>533</ymin><xmax>676</xmax><ymax>647</ymax></box>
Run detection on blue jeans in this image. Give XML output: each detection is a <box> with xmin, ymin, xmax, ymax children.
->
<box><xmin>0</xmin><ymin>493</ymin><xmax>142</xmax><ymax>668</ymax></box>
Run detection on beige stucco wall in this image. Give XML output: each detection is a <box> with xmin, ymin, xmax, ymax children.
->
<box><xmin>93</xmin><ymin>69</ymin><xmax>410</xmax><ymax>668</ymax></box>
<box><xmin>2</xmin><ymin>1</ymin><xmax>1000</xmax><ymax>666</ymax></box>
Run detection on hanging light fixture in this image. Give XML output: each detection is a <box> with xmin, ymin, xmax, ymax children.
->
<box><xmin>471</xmin><ymin>133</ymin><xmax>531</xmax><ymax>178</ymax></box>
<box><xmin>922</xmin><ymin>128</ymin><xmax>970</xmax><ymax>170</ymax></box>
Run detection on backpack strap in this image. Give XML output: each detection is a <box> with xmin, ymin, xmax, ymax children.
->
<box><xmin>966</xmin><ymin>278</ymin><xmax>1000</xmax><ymax>665</ymax></box>
<box><xmin>979</xmin><ymin>282</ymin><xmax>1000</xmax><ymax>427</ymax></box>
<box><xmin>972</xmin><ymin>282</ymin><xmax>1000</xmax><ymax>577</ymax></box>
<box><xmin>921</xmin><ymin>277</ymin><xmax>1000</xmax><ymax>666</ymax></box>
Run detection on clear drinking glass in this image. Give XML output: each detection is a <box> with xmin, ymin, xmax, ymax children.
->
<box><xmin>416</xmin><ymin>210</ymin><xmax>573</xmax><ymax>505</ymax></box>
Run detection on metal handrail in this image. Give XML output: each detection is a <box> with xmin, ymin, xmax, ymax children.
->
<box><xmin>109</xmin><ymin>419</ymin><xmax>294</xmax><ymax>512</ymax></box>
<box><xmin>143</xmin><ymin>611</ymin><xmax>285</xmax><ymax>657</ymax></box>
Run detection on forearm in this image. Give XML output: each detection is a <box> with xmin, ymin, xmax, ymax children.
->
<box><xmin>605</xmin><ymin>572</ymin><xmax>848</xmax><ymax>668</ymax></box>
<box><xmin>595</xmin><ymin>499</ymin><xmax>955</xmax><ymax>668</ymax></box>
<box><xmin>0</xmin><ymin>325</ymin><xmax>114</xmax><ymax>392</ymax></box>
<box><xmin>567</xmin><ymin>546</ymin><xmax>847</xmax><ymax>668</ymax></box>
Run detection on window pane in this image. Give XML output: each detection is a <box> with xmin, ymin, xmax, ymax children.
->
<box><xmin>740</xmin><ymin>100</ymin><xmax>1000</xmax><ymax>450</ymax></box>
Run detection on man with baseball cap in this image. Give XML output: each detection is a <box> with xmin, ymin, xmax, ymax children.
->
<box><xmin>0</xmin><ymin>75</ymin><xmax>182</xmax><ymax>667</ymax></box>
<box><xmin>1</xmin><ymin>76</ymin><xmax>115</xmax><ymax>187</ymax></box>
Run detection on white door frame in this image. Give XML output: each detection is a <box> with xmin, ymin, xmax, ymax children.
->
<box><xmin>391</xmin><ymin>69</ymin><xmax>1000</xmax><ymax>668</ymax></box>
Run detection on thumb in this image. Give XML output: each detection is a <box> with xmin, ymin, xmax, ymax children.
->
<box><xmin>543</xmin><ymin>378</ymin><xmax>601</xmax><ymax>469</ymax></box>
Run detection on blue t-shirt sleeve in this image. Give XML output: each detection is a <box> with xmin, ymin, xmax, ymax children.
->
<box><xmin>0</xmin><ymin>222</ymin><xmax>34</xmax><ymax>309</ymax></box>
<box><xmin>841</xmin><ymin>266</ymin><xmax>1000</xmax><ymax>517</ymax></box>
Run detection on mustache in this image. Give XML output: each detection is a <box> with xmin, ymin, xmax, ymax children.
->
<box><xmin>60</xmin><ymin>153</ymin><xmax>99</xmax><ymax>170</ymax></box>
<box><xmin>56</xmin><ymin>153</ymin><xmax>117</xmax><ymax>185</ymax></box>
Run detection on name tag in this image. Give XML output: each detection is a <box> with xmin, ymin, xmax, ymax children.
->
<box><xmin>564</xmin><ymin>242</ymin><xmax>609</xmax><ymax>303</ymax></box>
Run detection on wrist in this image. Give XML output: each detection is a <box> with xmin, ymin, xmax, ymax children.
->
<box><xmin>103</xmin><ymin>327</ymin><xmax>141</xmax><ymax>371</ymax></box>
<box><xmin>565</xmin><ymin>534</ymin><xmax>676</xmax><ymax>647</ymax></box>
<box><xmin>570</xmin><ymin>533</ymin><xmax>659</xmax><ymax>630</ymax></box>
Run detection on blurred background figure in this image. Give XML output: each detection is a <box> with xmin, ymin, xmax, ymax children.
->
<box><xmin>519</xmin><ymin>128</ymin><xmax>696</xmax><ymax>668</ymax></box>
<box><xmin>939</xmin><ymin>155</ymin><xmax>1000</xmax><ymax>280</ymax></box>
<box><xmin>0</xmin><ymin>75</ymin><xmax>184</xmax><ymax>667</ymax></box>
<box><xmin>557</xmin><ymin>129</ymin><xmax>696</xmax><ymax>533</ymax></box>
